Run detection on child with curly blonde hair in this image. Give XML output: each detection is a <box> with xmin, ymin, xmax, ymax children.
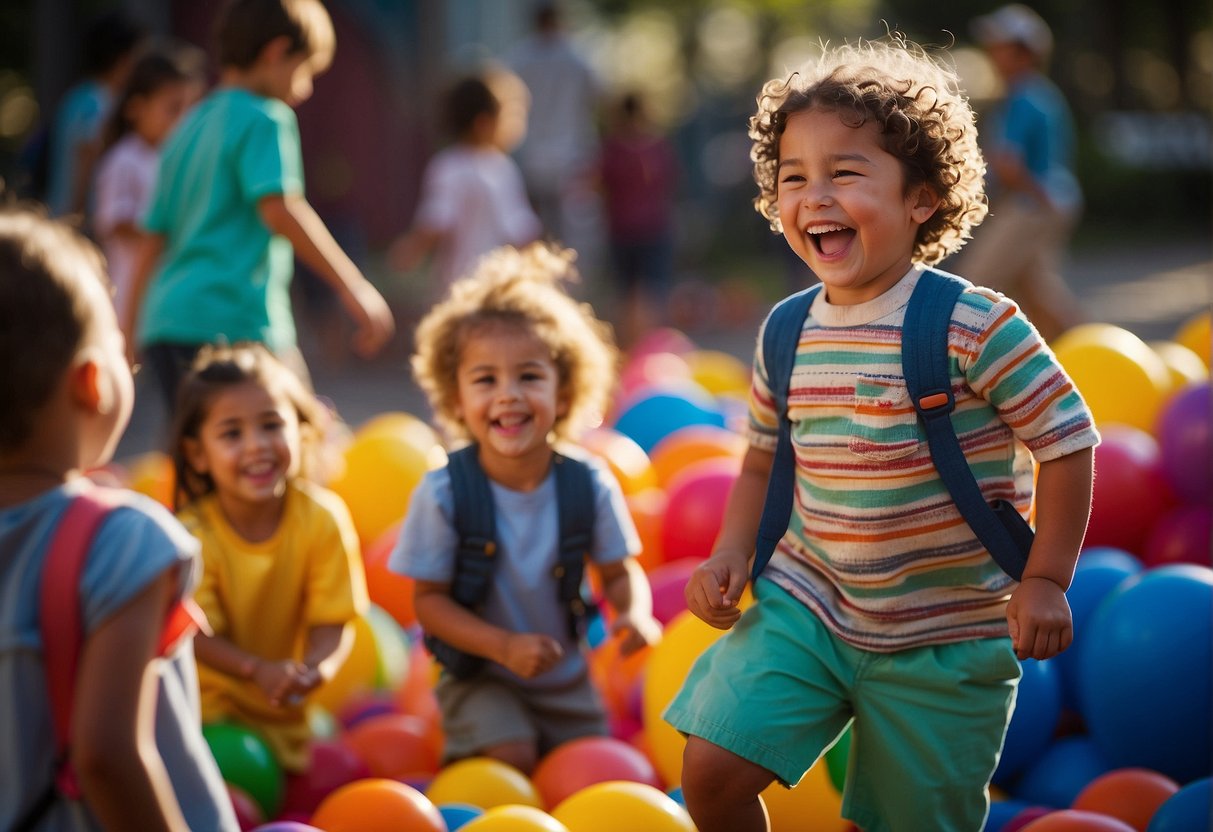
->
<box><xmin>391</xmin><ymin>243</ymin><xmax>661</xmax><ymax>774</ymax></box>
<box><xmin>666</xmin><ymin>37</ymin><xmax>1098</xmax><ymax>832</ymax></box>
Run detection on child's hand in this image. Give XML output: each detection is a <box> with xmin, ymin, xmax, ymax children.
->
<box><xmin>610</xmin><ymin>612</ymin><xmax>663</xmax><ymax>656</ymax></box>
<box><xmin>685</xmin><ymin>551</ymin><xmax>750</xmax><ymax>629</ymax></box>
<box><xmin>1006</xmin><ymin>576</ymin><xmax>1073</xmax><ymax>661</ymax></box>
<box><xmin>251</xmin><ymin>659</ymin><xmax>309</xmax><ymax>708</ymax></box>
<box><xmin>501</xmin><ymin>632</ymin><xmax>564</xmax><ymax>678</ymax></box>
<box><xmin>342</xmin><ymin>278</ymin><xmax>395</xmax><ymax>358</ymax></box>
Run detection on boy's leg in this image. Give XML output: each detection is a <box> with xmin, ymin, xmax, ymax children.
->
<box><xmin>844</xmin><ymin>637</ymin><xmax>1021</xmax><ymax>832</ymax></box>
<box><xmin>682</xmin><ymin>737</ymin><xmax>775</xmax><ymax>832</ymax></box>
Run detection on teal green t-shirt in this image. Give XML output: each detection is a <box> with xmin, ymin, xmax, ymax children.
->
<box><xmin>141</xmin><ymin>87</ymin><xmax>303</xmax><ymax>352</ymax></box>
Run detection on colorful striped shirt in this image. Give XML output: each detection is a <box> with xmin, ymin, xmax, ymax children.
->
<box><xmin>750</xmin><ymin>267</ymin><xmax>1099</xmax><ymax>652</ymax></box>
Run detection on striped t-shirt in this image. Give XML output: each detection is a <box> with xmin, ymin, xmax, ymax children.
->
<box><xmin>750</xmin><ymin>267</ymin><xmax>1099</xmax><ymax>652</ymax></box>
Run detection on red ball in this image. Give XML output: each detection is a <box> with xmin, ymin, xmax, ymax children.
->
<box><xmin>1142</xmin><ymin>504</ymin><xmax>1213</xmax><ymax>569</ymax></box>
<box><xmin>1019</xmin><ymin>809</ymin><xmax>1137</xmax><ymax>831</ymax></box>
<box><xmin>281</xmin><ymin>740</ymin><xmax>370</xmax><ymax>817</ymax></box>
<box><xmin>1085</xmin><ymin>427</ymin><xmax>1177</xmax><ymax>555</ymax></box>
<box><xmin>531</xmin><ymin>735</ymin><xmax>663</xmax><ymax>809</ymax></box>
<box><xmin>341</xmin><ymin>713</ymin><xmax>441</xmax><ymax>780</ymax></box>
<box><xmin>226</xmin><ymin>783</ymin><xmax>265</xmax><ymax>831</ymax></box>
<box><xmin>659</xmin><ymin>459</ymin><xmax>738</xmax><ymax>561</ymax></box>
<box><xmin>1071</xmin><ymin>767</ymin><xmax>1180</xmax><ymax>832</ymax></box>
<box><xmin>647</xmin><ymin>557</ymin><xmax>701</xmax><ymax>625</ymax></box>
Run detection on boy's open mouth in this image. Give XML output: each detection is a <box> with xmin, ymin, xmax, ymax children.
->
<box><xmin>809</xmin><ymin>224</ymin><xmax>855</xmax><ymax>256</ymax></box>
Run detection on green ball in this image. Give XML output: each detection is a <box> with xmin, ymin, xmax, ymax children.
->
<box><xmin>201</xmin><ymin>721</ymin><xmax>284</xmax><ymax>818</ymax></box>
<box><xmin>824</xmin><ymin>724</ymin><xmax>851</xmax><ymax>794</ymax></box>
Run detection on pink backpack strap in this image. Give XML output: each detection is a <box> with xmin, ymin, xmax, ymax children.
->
<box><xmin>39</xmin><ymin>483</ymin><xmax>126</xmax><ymax>799</ymax></box>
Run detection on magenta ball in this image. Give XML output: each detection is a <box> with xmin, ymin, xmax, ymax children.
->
<box><xmin>647</xmin><ymin>557</ymin><xmax>701</xmax><ymax>624</ymax></box>
<box><xmin>1143</xmin><ymin>503</ymin><xmax>1213</xmax><ymax>568</ymax></box>
<box><xmin>1085</xmin><ymin>426</ymin><xmax>1177</xmax><ymax>555</ymax></box>
<box><xmin>1155</xmin><ymin>381</ymin><xmax>1211</xmax><ymax>505</ymax></box>
<box><xmin>659</xmin><ymin>459</ymin><xmax>737</xmax><ymax>561</ymax></box>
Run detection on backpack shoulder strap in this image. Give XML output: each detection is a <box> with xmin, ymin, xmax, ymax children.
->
<box><xmin>40</xmin><ymin>484</ymin><xmax>126</xmax><ymax>800</ymax></box>
<box><xmin>752</xmin><ymin>283</ymin><xmax>823</xmax><ymax>579</ymax></box>
<box><xmin>445</xmin><ymin>444</ymin><xmax>499</xmax><ymax>608</ymax></box>
<box><xmin>903</xmin><ymin>268</ymin><xmax>1029</xmax><ymax>581</ymax></box>
<box><xmin>552</xmin><ymin>452</ymin><xmax>596</xmax><ymax>637</ymax></box>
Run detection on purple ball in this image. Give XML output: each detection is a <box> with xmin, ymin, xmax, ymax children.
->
<box><xmin>1156</xmin><ymin>381</ymin><xmax>1211</xmax><ymax>505</ymax></box>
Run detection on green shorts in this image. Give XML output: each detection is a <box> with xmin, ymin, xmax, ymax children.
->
<box><xmin>435</xmin><ymin>670</ymin><xmax>608</xmax><ymax>763</ymax></box>
<box><xmin>664</xmin><ymin>579</ymin><xmax>1021</xmax><ymax>832</ymax></box>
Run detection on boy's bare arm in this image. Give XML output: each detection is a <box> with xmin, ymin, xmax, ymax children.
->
<box><xmin>258</xmin><ymin>194</ymin><xmax>395</xmax><ymax>356</ymax></box>
<box><xmin>1006</xmin><ymin>446</ymin><xmax>1095</xmax><ymax>660</ymax></box>
<box><xmin>597</xmin><ymin>557</ymin><xmax>662</xmax><ymax>654</ymax></box>
<box><xmin>121</xmin><ymin>232</ymin><xmax>165</xmax><ymax>359</ymax></box>
<box><xmin>73</xmin><ymin>570</ymin><xmax>189</xmax><ymax>832</ymax></box>
<box><xmin>299</xmin><ymin>622</ymin><xmax>352</xmax><ymax>685</ymax></box>
<box><xmin>685</xmin><ymin>445</ymin><xmax>774</xmax><ymax>629</ymax></box>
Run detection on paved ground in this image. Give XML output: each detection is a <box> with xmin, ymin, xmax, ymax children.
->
<box><xmin>115</xmin><ymin>236</ymin><xmax>1211</xmax><ymax>462</ymax></box>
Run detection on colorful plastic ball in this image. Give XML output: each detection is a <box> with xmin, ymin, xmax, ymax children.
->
<box><xmin>1145</xmin><ymin>776</ymin><xmax>1211</xmax><ymax>832</ymax></box>
<box><xmin>226</xmin><ymin>782</ymin><xmax>265</xmax><ymax>830</ymax></box>
<box><xmin>250</xmin><ymin>823</ymin><xmax>323</xmax><ymax>832</ymax></box>
<box><xmin>551</xmin><ymin>781</ymin><xmax>694</xmax><ymax>832</ymax></box>
<box><xmin>328</xmin><ymin>422</ymin><xmax>440</xmax><ymax>547</ymax></box>
<box><xmin>532</xmin><ymin>736</ymin><xmax>662</xmax><ymax>809</ymax></box>
<box><xmin>1172</xmin><ymin>310</ymin><xmax>1210</xmax><ymax>368</ymax></box>
<box><xmin>342</xmin><ymin>712</ymin><xmax>441</xmax><ymax>779</ymax></box>
<box><xmin>1071</xmin><ymin>768</ymin><xmax>1179</xmax><ymax>831</ymax></box>
<box><xmin>824</xmin><ymin>724</ymin><xmax>852</xmax><ymax>794</ymax></box>
<box><xmin>629</xmin><ymin>327</ymin><xmax>697</xmax><ymax>359</ymax></box>
<box><xmin>619</xmin><ymin>351</ymin><xmax>693</xmax><ymax>399</ymax></box>
<box><xmin>759</xmin><ymin>762</ymin><xmax>849</xmax><ymax>832</ymax></box>
<box><xmin>438</xmin><ymin>802</ymin><xmax>485</xmax><ymax>831</ymax></box>
<box><xmin>1155</xmin><ymin>381</ymin><xmax>1211</xmax><ymax>506</ymax></box>
<box><xmin>311</xmin><ymin>778</ymin><xmax>445</xmax><ymax>832</ymax></box>
<box><xmin>364</xmin><ymin>603</ymin><xmax>410</xmax><ymax>689</ymax></box>
<box><xmin>577</xmin><ymin>427</ymin><xmax>658</xmax><ymax>495</ymax></box>
<box><xmin>460</xmin><ymin>805</ymin><xmax>569</xmax><ymax>831</ymax></box>
<box><xmin>280</xmin><ymin>738</ymin><xmax>370</xmax><ymax>816</ymax></box>
<box><xmin>362</xmin><ymin>521</ymin><xmax>417</xmax><ymax>629</ymax></box>
<box><xmin>1085</xmin><ymin>426</ymin><xmax>1177</xmax><ymax>554</ymax></box>
<box><xmin>986</xmin><ymin>799</ymin><xmax>1039</xmax><ymax>832</ymax></box>
<box><xmin>1149</xmin><ymin>341</ymin><xmax>1208</xmax><ymax>393</ymax></box>
<box><xmin>685</xmin><ymin>349</ymin><xmax>752</xmax><ymax>398</ymax></box>
<box><xmin>1005</xmin><ymin>807</ymin><xmax>1055</xmax><ymax>831</ymax></box>
<box><xmin>645</xmin><ymin>557</ymin><xmax>700</xmax><ymax>625</ymax></box>
<box><xmin>425</xmin><ymin>757</ymin><xmax>543</xmax><ymax>810</ymax></box>
<box><xmin>612</xmin><ymin>390</ymin><xmax>727</xmax><ymax>454</ymax></box>
<box><xmin>1015</xmin><ymin>736</ymin><xmax>1113</xmax><ymax>809</ymax></box>
<box><xmin>994</xmin><ymin>658</ymin><xmax>1063</xmax><ymax>784</ymax></box>
<box><xmin>659</xmin><ymin>458</ymin><xmax>738</xmax><ymax>561</ymax></box>
<box><xmin>1142</xmin><ymin>504</ymin><xmax>1212</xmax><ymax>568</ymax></box>
<box><xmin>648</xmin><ymin>424</ymin><xmax>746</xmax><ymax>490</ymax></box>
<box><xmin>1054</xmin><ymin>549</ymin><xmax>1143</xmax><ymax>712</ymax></box>
<box><xmin>1051</xmin><ymin>323</ymin><xmax>1170</xmax><ymax>433</ymax></box>
<box><xmin>1019</xmin><ymin>809</ymin><xmax>1136</xmax><ymax>831</ymax></box>
<box><xmin>125</xmin><ymin>450</ymin><xmax>175</xmax><ymax>508</ymax></box>
<box><xmin>642</xmin><ymin>610</ymin><xmax>729</xmax><ymax>786</ymax></box>
<box><xmin>1078</xmin><ymin>565</ymin><xmax>1213</xmax><ymax>783</ymax></box>
<box><xmin>588</xmin><ymin>636</ymin><xmax>650</xmax><ymax>726</ymax></box>
<box><xmin>626</xmin><ymin>487</ymin><xmax>667</xmax><ymax>572</ymax></box>
<box><xmin>202</xmin><ymin>722</ymin><xmax>285</xmax><ymax>819</ymax></box>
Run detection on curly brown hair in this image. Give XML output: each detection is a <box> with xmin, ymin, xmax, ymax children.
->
<box><xmin>411</xmin><ymin>243</ymin><xmax>619</xmax><ymax>443</ymax></box>
<box><xmin>750</xmin><ymin>37</ymin><xmax>987</xmax><ymax>264</ymax></box>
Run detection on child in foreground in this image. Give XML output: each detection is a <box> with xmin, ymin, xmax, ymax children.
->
<box><xmin>665</xmin><ymin>38</ymin><xmax>1099</xmax><ymax>832</ymax></box>
<box><xmin>171</xmin><ymin>342</ymin><xmax>368</xmax><ymax>773</ymax></box>
<box><xmin>0</xmin><ymin>206</ymin><xmax>237</xmax><ymax>831</ymax></box>
<box><xmin>390</xmin><ymin>243</ymin><xmax>662</xmax><ymax>774</ymax></box>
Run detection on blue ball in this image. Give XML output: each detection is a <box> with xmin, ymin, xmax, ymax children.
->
<box><xmin>438</xmin><ymin>802</ymin><xmax>483</xmax><ymax>831</ymax></box>
<box><xmin>1014</xmin><ymin>735</ymin><xmax>1112</xmax><ymax>808</ymax></box>
<box><xmin>1078</xmin><ymin>565</ymin><xmax>1213</xmax><ymax>783</ymax></box>
<box><xmin>613</xmin><ymin>390</ymin><xmax>726</xmax><ymax>454</ymax></box>
<box><xmin>993</xmin><ymin>658</ymin><xmax>1062</xmax><ymax>784</ymax></box>
<box><xmin>983</xmin><ymin>799</ymin><xmax>1035</xmax><ymax>832</ymax></box>
<box><xmin>1056</xmin><ymin>549</ymin><xmax>1143</xmax><ymax>711</ymax></box>
<box><xmin>1145</xmin><ymin>777</ymin><xmax>1212</xmax><ymax>832</ymax></box>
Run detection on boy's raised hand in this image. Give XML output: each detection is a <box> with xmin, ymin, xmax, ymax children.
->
<box><xmin>685</xmin><ymin>550</ymin><xmax>749</xmax><ymax>629</ymax></box>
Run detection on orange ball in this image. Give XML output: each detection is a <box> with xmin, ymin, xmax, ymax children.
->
<box><xmin>648</xmin><ymin>424</ymin><xmax>745</xmax><ymax>489</ymax></box>
<box><xmin>1020</xmin><ymin>809</ymin><xmax>1137</xmax><ymax>831</ymax></box>
<box><xmin>362</xmin><ymin>521</ymin><xmax>417</xmax><ymax>629</ymax></box>
<box><xmin>311</xmin><ymin>778</ymin><xmax>445</xmax><ymax>832</ymax></box>
<box><xmin>342</xmin><ymin>713</ymin><xmax>441</xmax><ymax>780</ymax></box>
<box><xmin>626</xmin><ymin>487</ymin><xmax>667</xmax><ymax>572</ymax></box>
<box><xmin>578</xmin><ymin>427</ymin><xmax>658</xmax><ymax>495</ymax></box>
<box><xmin>1070</xmin><ymin>768</ymin><xmax>1179</xmax><ymax>831</ymax></box>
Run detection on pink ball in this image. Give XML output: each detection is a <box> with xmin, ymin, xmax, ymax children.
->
<box><xmin>531</xmin><ymin>735</ymin><xmax>662</xmax><ymax>809</ymax></box>
<box><xmin>1142</xmin><ymin>504</ymin><xmax>1213</xmax><ymax>568</ymax></box>
<box><xmin>281</xmin><ymin>740</ymin><xmax>370</xmax><ymax>817</ymax></box>
<box><xmin>227</xmin><ymin>783</ymin><xmax>265</xmax><ymax>831</ymax></box>
<box><xmin>1086</xmin><ymin>426</ymin><xmax>1177</xmax><ymax>555</ymax></box>
<box><xmin>659</xmin><ymin>459</ymin><xmax>738</xmax><ymax>561</ymax></box>
<box><xmin>647</xmin><ymin>557</ymin><xmax>702</xmax><ymax>625</ymax></box>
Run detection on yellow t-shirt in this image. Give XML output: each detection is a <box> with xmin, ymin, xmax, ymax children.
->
<box><xmin>179</xmin><ymin>479</ymin><xmax>368</xmax><ymax>771</ymax></box>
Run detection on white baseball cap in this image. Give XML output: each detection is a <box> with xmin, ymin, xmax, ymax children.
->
<box><xmin>972</xmin><ymin>4</ymin><xmax>1054</xmax><ymax>59</ymax></box>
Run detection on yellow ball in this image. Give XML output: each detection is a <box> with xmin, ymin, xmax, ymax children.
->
<box><xmin>460</xmin><ymin>805</ymin><xmax>569</xmax><ymax>832</ymax></box>
<box><xmin>1051</xmin><ymin>323</ymin><xmax>1170</xmax><ymax>432</ymax></box>
<box><xmin>551</xmin><ymin>781</ymin><xmax>695</xmax><ymax>832</ymax></box>
<box><xmin>1150</xmin><ymin>341</ymin><xmax>1209</xmax><ymax>395</ymax></box>
<box><xmin>426</xmin><ymin>757</ymin><xmax>544</xmax><ymax>810</ymax></box>
<box><xmin>125</xmin><ymin>450</ymin><xmax>175</xmax><ymax>508</ymax></box>
<box><xmin>760</xmin><ymin>762</ymin><xmax>849</xmax><ymax>832</ymax></box>
<box><xmin>1174</xmin><ymin>310</ymin><xmax>1211</xmax><ymax>368</ymax></box>
<box><xmin>641</xmin><ymin>610</ymin><xmax>729</xmax><ymax>786</ymax></box>
<box><xmin>310</xmin><ymin>613</ymin><xmax>378</xmax><ymax>712</ymax></box>
<box><xmin>686</xmin><ymin>349</ymin><xmax>752</xmax><ymax>398</ymax></box>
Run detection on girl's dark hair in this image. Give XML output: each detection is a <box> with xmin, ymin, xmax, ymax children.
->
<box><xmin>443</xmin><ymin>75</ymin><xmax>500</xmax><ymax>139</ymax></box>
<box><xmin>170</xmin><ymin>342</ymin><xmax>325</xmax><ymax>509</ymax></box>
<box><xmin>101</xmin><ymin>45</ymin><xmax>204</xmax><ymax>152</ymax></box>
<box><xmin>81</xmin><ymin>11</ymin><xmax>145</xmax><ymax>76</ymax></box>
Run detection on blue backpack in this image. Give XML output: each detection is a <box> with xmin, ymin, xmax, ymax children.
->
<box><xmin>752</xmin><ymin>268</ymin><xmax>1034</xmax><ymax>581</ymax></box>
<box><xmin>423</xmin><ymin>445</ymin><xmax>597</xmax><ymax>679</ymax></box>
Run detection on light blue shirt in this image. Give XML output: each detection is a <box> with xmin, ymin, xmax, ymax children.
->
<box><xmin>0</xmin><ymin>481</ymin><xmax>237</xmax><ymax>831</ymax></box>
<box><xmin>46</xmin><ymin>81</ymin><xmax>110</xmax><ymax>217</ymax></box>
<box><xmin>141</xmin><ymin>87</ymin><xmax>304</xmax><ymax>352</ymax></box>
<box><xmin>389</xmin><ymin>452</ymin><xmax>639</xmax><ymax>690</ymax></box>
<box><xmin>987</xmin><ymin>72</ymin><xmax>1082</xmax><ymax>212</ymax></box>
